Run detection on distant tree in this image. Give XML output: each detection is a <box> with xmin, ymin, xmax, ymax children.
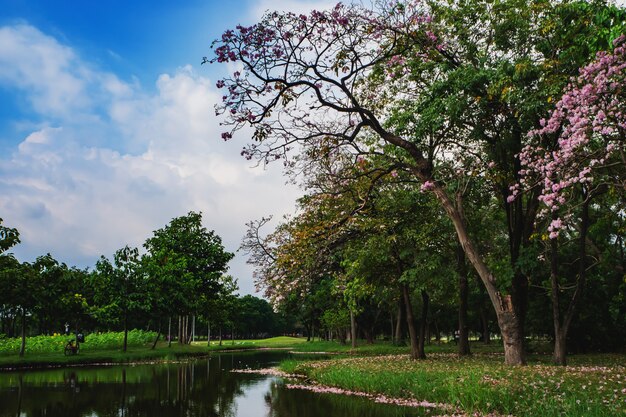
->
<box><xmin>92</xmin><ymin>246</ymin><xmax>147</xmax><ymax>352</ymax></box>
<box><xmin>0</xmin><ymin>257</ymin><xmax>37</xmax><ymax>356</ymax></box>
<box><xmin>144</xmin><ymin>212</ymin><xmax>234</xmax><ymax>344</ymax></box>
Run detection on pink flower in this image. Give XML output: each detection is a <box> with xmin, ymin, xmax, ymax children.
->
<box><xmin>420</xmin><ymin>180</ymin><xmax>435</xmax><ymax>192</ymax></box>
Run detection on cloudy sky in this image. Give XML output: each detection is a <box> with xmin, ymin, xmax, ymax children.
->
<box><xmin>0</xmin><ymin>0</ymin><xmax>335</xmax><ymax>295</ymax></box>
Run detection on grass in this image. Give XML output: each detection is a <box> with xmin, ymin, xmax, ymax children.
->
<box><xmin>200</xmin><ymin>335</ymin><xmax>307</xmax><ymax>348</ymax></box>
<box><xmin>0</xmin><ymin>334</ymin><xmax>308</xmax><ymax>370</ymax></box>
<box><xmin>278</xmin><ymin>344</ymin><xmax>626</xmax><ymax>417</ymax></box>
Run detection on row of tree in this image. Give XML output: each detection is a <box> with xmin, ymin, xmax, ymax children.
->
<box><xmin>220</xmin><ymin>0</ymin><xmax>626</xmax><ymax>365</ymax></box>
<box><xmin>0</xmin><ymin>213</ymin><xmax>293</xmax><ymax>356</ymax></box>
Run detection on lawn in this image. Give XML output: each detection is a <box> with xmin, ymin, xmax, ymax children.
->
<box><xmin>279</xmin><ymin>349</ymin><xmax>626</xmax><ymax>417</ymax></box>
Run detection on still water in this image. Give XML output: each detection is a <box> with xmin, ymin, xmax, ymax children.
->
<box><xmin>0</xmin><ymin>351</ymin><xmax>436</xmax><ymax>417</ymax></box>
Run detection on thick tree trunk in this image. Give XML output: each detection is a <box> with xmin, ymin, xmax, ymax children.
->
<box><xmin>402</xmin><ymin>284</ymin><xmax>420</xmax><ymax>360</ymax></box>
<box><xmin>19</xmin><ymin>308</ymin><xmax>26</xmax><ymax>357</ymax></box>
<box><xmin>554</xmin><ymin>331</ymin><xmax>567</xmax><ymax>366</ymax></box>
<box><xmin>430</xmin><ymin>184</ymin><xmax>525</xmax><ymax>365</ymax></box>
<box><xmin>497</xmin><ymin>309</ymin><xmax>525</xmax><ymax>365</ymax></box>
<box><xmin>350</xmin><ymin>310</ymin><xmax>357</xmax><ymax>348</ymax></box>
<box><xmin>457</xmin><ymin>243</ymin><xmax>471</xmax><ymax>356</ymax></box>
<box><xmin>417</xmin><ymin>290</ymin><xmax>428</xmax><ymax>359</ymax></box>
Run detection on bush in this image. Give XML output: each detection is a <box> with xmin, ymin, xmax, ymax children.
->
<box><xmin>0</xmin><ymin>330</ymin><xmax>157</xmax><ymax>354</ymax></box>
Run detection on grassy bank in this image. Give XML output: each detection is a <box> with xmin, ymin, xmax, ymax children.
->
<box><xmin>279</xmin><ymin>349</ymin><xmax>626</xmax><ymax>417</ymax></box>
<box><xmin>0</xmin><ymin>334</ymin><xmax>306</xmax><ymax>370</ymax></box>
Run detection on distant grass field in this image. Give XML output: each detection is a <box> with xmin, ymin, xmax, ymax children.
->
<box><xmin>200</xmin><ymin>336</ymin><xmax>307</xmax><ymax>348</ymax></box>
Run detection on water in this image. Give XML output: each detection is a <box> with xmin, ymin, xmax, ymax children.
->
<box><xmin>0</xmin><ymin>351</ymin><xmax>436</xmax><ymax>417</ymax></box>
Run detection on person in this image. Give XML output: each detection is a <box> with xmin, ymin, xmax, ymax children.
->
<box><xmin>64</xmin><ymin>322</ymin><xmax>70</xmax><ymax>335</ymax></box>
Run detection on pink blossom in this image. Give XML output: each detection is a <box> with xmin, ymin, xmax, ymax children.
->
<box><xmin>420</xmin><ymin>180</ymin><xmax>435</xmax><ymax>192</ymax></box>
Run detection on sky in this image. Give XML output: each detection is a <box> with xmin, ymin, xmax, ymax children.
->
<box><xmin>0</xmin><ymin>0</ymin><xmax>335</xmax><ymax>295</ymax></box>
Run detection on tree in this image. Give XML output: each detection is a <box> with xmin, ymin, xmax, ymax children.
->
<box><xmin>0</xmin><ymin>257</ymin><xmax>37</xmax><ymax>356</ymax></box>
<box><xmin>202</xmin><ymin>274</ymin><xmax>238</xmax><ymax>346</ymax></box>
<box><xmin>511</xmin><ymin>35</ymin><xmax>626</xmax><ymax>364</ymax></box>
<box><xmin>92</xmin><ymin>246</ymin><xmax>147</xmax><ymax>352</ymax></box>
<box><xmin>143</xmin><ymin>211</ymin><xmax>234</xmax><ymax>344</ymax></box>
<box><xmin>209</xmin><ymin>0</ymin><xmax>626</xmax><ymax>365</ymax></box>
<box><xmin>0</xmin><ymin>218</ymin><xmax>20</xmax><ymax>254</ymax></box>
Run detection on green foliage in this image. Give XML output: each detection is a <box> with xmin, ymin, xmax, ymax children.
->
<box><xmin>143</xmin><ymin>211</ymin><xmax>234</xmax><ymax>318</ymax></box>
<box><xmin>0</xmin><ymin>330</ymin><xmax>156</xmax><ymax>354</ymax></box>
<box><xmin>0</xmin><ymin>218</ymin><xmax>20</xmax><ymax>254</ymax></box>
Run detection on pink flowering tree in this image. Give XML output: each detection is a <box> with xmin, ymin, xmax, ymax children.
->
<box><xmin>510</xmin><ymin>35</ymin><xmax>626</xmax><ymax>365</ymax></box>
<box><xmin>209</xmin><ymin>1</ymin><xmax>626</xmax><ymax>365</ymax></box>
<box><xmin>513</xmin><ymin>34</ymin><xmax>626</xmax><ymax>234</ymax></box>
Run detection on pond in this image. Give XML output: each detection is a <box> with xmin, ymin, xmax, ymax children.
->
<box><xmin>0</xmin><ymin>351</ymin><xmax>436</xmax><ymax>417</ymax></box>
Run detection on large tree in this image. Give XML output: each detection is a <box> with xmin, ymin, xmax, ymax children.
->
<box><xmin>209</xmin><ymin>0</ymin><xmax>625</xmax><ymax>364</ymax></box>
<box><xmin>143</xmin><ymin>211</ymin><xmax>234</xmax><ymax>344</ymax></box>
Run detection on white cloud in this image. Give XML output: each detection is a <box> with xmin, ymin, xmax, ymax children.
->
<box><xmin>0</xmin><ymin>24</ymin><xmax>301</xmax><ymax>295</ymax></box>
<box><xmin>249</xmin><ymin>0</ymin><xmax>337</xmax><ymax>20</ymax></box>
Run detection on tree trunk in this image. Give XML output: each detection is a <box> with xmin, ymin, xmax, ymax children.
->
<box><xmin>151</xmin><ymin>321</ymin><xmax>161</xmax><ymax>350</ymax></box>
<box><xmin>191</xmin><ymin>315</ymin><xmax>196</xmax><ymax>344</ymax></box>
<box><xmin>480</xmin><ymin>306</ymin><xmax>491</xmax><ymax>344</ymax></box>
<box><xmin>168</xmin><ymin>316</ymin><xmax>172</xmax><ymax>347</ymax></box>
<box><xmin>402</xmin><ymin>284</ymin><xmax>420</xmax><ymax>360</ymax></box>
<box><xmin>19</xmin><ymin>308</ymin><xmax>26</xmax><ymax>357</ymax></box>
<box><xmin>457</xmin><ymin>243</ymin><xmax>471</xmax><ymax>356</ymax></box>
<box><xmin>395</xmin><ymin>295</ymin><xmax>404</xmax><ymax>344</ymax></box>
<box><xmin>554</xmin><ymin>330</ymin><xmax>567</xmax><ymax>366</ymax></box>
<box><xmin>350</xmin><ymin>309</ymin><xmax>357</xmax><ymax>348</ymax></box>
<box><xmin>219</xmin><ymin>326</ymin><xmax>222</xmax><ymax>346</ymax></box>
<box><xmin>430</xmin><ymin>184</ymin><xmax>525</xmax><ymax>365</ymax></box>
<box><xmin>417</xmin><ymin>290</ymin><xmax>428</xmax><ymax>359</ymax></box>
<box><xmin>178</xmin><ymin>316</ymin><xmax>183</xmax><ymax>344</ymax></box>
<box><xmin>231</xmin><ymin>323</ymin><xmax>235</xmax><ymax>345</ymax></box>
<box><xmin>550</xmin><ymin>192</ymin><xmax>590</xmax><ymax>365</ymax></box>
<box><xmin>549</xmin><ymin>216</ymin><xmax>564</xmax><ymax>365</ymax></box>
<box><xmin>123</xmin><ymin>313</ymin><xmax>128</xmax><ymax>352</ymax></box>
<box><xmin>207</xmin><ymin>322</ymin><xmax>211</xmax><ymax>346</ymax></box>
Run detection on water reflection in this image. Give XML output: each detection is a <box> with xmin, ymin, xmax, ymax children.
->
<box><xmin>0</xmin><ymin>351</ymin><xmax>434</xmax><ymax>417</ymax></box>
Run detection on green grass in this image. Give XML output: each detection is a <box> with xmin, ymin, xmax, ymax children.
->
<box><xmin>199</xmin><ymin>335</ymin><xmax>307</xmax><ymax>348</ymax></box>
<box><xmin>0</xmin><ymin>334</ymin><xmax>309</xmax><ymax>370</ymax></box>
<box><xmin>279</xmin><ymin>347</ymin><xmax>626</xmax><ymax>417</ymax></box>
<box><xmin>0</xmin><ymin>330</ymin><xmax>157</xmax><ymax>354</ymax></box>
<box><xmin>0</xmin><ymin>342</ymin><xmax>211</xmax><ymax>369</ymax></box>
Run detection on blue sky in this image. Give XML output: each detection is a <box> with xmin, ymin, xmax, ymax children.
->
<box><xmin>0</xmin><ymin>0</ymin><xmax>335</xmax><ymax>295</ymax></box>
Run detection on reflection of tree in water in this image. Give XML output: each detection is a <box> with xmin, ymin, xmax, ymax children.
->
<box><xmin>264</xmin><ymin>381</ymin><xmax>434</xmax><ymax>417</ymax></box>
<box><xmin>0</xmin><ymin>353</ymin><xmax>281</xmax><ymax>417</ymax></box>
<box><xmin>4</xmin><ymin>352</ymin><xmax>436</xmax><ymax>417</ymax></box>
